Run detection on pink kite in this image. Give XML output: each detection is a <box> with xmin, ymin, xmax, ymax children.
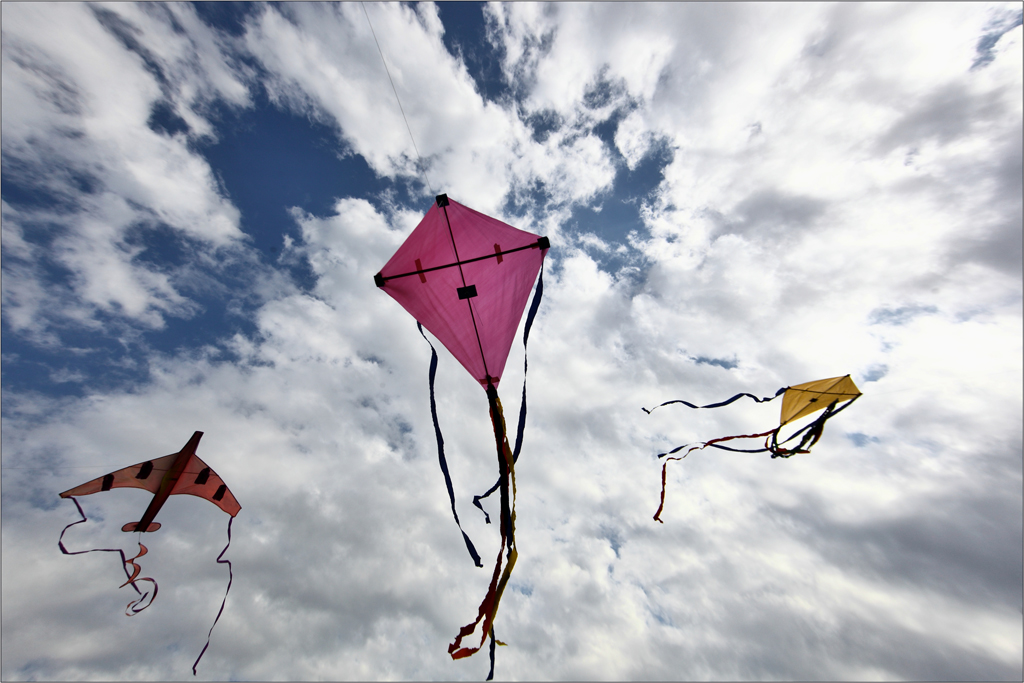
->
<box><xmin>376</xmin><ymin>194</ymin><xmax>548</xmax><ymax>677</ymax></box>
<box><xmin>58</xmin><ymin>431</ymin><xmax>239</xmax><ymax>674</ymax></box>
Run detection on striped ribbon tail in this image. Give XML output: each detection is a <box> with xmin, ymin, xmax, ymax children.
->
<box><xmin>59</xmin><ymin>497</ymin><xmax>158</xmax><ymax>612</ymax></box>
<box><xmin>449</xmin><ymin>393</ymin><xmax>519</xmax><ymax>668</ymax></box>
<box><xmin>654</xmin><ymin>429</ymin><xmax>779</xmax><ymax>523</ymax></box>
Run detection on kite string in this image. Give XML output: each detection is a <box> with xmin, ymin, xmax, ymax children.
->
<box><xmin>361</xmin><ymin>2</ymin><xmax>435</xmax><ymax>194</ymax></box>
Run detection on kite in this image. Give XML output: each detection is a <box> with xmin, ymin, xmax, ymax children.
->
<box><xmin>644</xmin><ymin>375</ymin><xmax>862</xmax><ymax>522</ymax></box>
<box><xmin>58</xmin><ymin>430</ymin><xmax>240</xmax><ymax>674</ymax></box>
<box><xmin>375</xmin><ymin>194</ymin><xmax>548</xmax><ymax>678</ymax></box>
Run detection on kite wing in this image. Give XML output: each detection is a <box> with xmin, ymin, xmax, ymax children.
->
<box><xmin>780</xmin><ymin>375</ymin><xmax>862</xmax><ymax>425</ymax></box>
<box><xmin>161</xmin><ymin>453</ymin><xmax>241</xmax><ymax>517</ymax></box>
<box><xmin>59</xmin><ymin>440</ymin><xmax>241</xmax><ymax>518</ymax></box>
<box><xmin>59</xmin><ymin>452</ymin><xmax>180</xmax><ymax>498</ymax></box>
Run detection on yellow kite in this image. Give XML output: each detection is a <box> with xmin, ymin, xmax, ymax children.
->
<box><xmin>644</xmin><ymin>375</ymin><xmax>862</xmax><ymax>522</ymax></box>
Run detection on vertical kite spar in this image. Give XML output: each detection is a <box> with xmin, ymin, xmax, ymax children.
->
<box><xmin>375</xmin><ymin>194</ymin><xmax>548</xmax><ymax>677</ymax></box>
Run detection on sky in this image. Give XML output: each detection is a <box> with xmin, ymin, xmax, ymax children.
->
<box><xmin>1</xmin><ymin>2</ymin><xmax>1021</xmax><ymax>680</ymax></box>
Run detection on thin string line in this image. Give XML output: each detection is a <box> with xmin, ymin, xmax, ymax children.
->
<box><xmin>5</xmin><ymin>465</ymin><xmax>115</xmax><ymax>470</ymax></box>
<box><xmin>361</xmin><ymin>2</ymin><xmax>435</xmax><ymax>195</ymax></box>
<box><xmin>6</xmin><ymin>465</ymin><xmax>214</xmax><ymax>472</ymax></box>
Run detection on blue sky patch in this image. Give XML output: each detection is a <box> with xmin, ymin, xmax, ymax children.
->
<box><xmin>869</xmin><ymin>305</ymin><xmax>939</xmax><ymax>326</ymax></box>
<box><xmin>694</xmin><ymin>356</ymin><xmax>739</xmax><ymax>370</ymax></box>
<box><xmin>2</xmin><ymin>5</ymin><xmax>1021</xmax><ymax>680</ymax></box>
<box><xmin>971</xmin><ymin>9</ymin><xmax>1023</xmax><ymax>71</ymax></box>
<box><xmin>847</xmin><ymin>432</ymin><xmax>881</xmax><ymax>448</ymax></box>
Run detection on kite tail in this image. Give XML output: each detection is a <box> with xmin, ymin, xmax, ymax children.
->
<box><xmin>769</xmin><ymin>396</ymin><xmax>858</xmax><ymax>458</ymax></box>
<box><xmin>653</xmin><ymin>455</ymin><xmax>684</xmax><ymax>523</ymax></box>
<box><xmin>192</xmin><ymin>515</ymin><xmax>235</xmax><ymax>676</ymax></box>
<box><xmin>653</xmin><ymin>429</ymin><xmax>779</xmax><ymax>523</ymax></box>
<box><xmin>490</xmin><ymin>394</ymin><xmax>517</xmax><ymax>555</ymax></box>
<box><xmin>642</xmin><ymin>387</ymin><xmax>786</xmax><ymax>414</ymax></box>
<box><xmin>770</xmin><ymin>401</ymin><xmax>831</xmax><ymax>458</ymax></box>
<box><xmin>418</xmin><ymin>322</ymin><xmax>484</xmax><ymax>568</ymax></box>
<box><xmin>487</xmin><ymin>628</ymin><xmax>497</xmax><ymax>681</ymax></box>
<box><xmin>474</xmin><ymin>264</ymin><xmax>543</xmax><ymax>524</ymax></box>
<box><xmin>448</xmin><ymin>538</ymin><xmax>517</xmax><ymax>661</ymax></box>
<box><xmin>449</xmin><ymin>390</ymin><xmax>519</xmax><ymax>665</ymax></box>
<box><xmin>59</xmin><ymin>496</ymin><xmax>158</xmax><ymax>613</ymax></box>
<box><xmin>119</xmin><ymin>542</ymin><xmax>148</xmax><ymax>588</ymax></box>
<box><xmin>120</xmin><ymin>542</ymin><xmax>159</xmax><ymax>616</ymax></box>
<box><xmin>652</xmin><ymin>393</ymin><xmax>862</xmax><ymax>519</ymax></box>
<box><xmin>485</xmin><ymin>626</ymin><xmax>508</xmax><ymax>681</ymax></box>
<box><xmin>512</xmin><ymin>264</ymin><xmax>543</xmax><ymax>463</ymax></box>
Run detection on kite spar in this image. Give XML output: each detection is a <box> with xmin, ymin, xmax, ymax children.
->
<box><xmin>375</xmin><ymin>194</ymin><xmax>548</xmax><ymax>677</ymax></box>
<box><xmin>645</xmin><ymin>375</ymin><xmax>862</xmax><ymax>522</ymax></box>
<box><xmin>58</xmin><ymin>431</ymin><xmax>240</xmax><ymax>674</ymax></box>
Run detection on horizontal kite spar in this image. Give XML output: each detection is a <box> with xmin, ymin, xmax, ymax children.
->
<box><xmin>375</xmin><ymin>237</ymin><xmax>549</xmax><ymax>286</ymax></box>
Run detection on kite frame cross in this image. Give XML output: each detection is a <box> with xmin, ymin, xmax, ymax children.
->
<box><xmin>129</xmin><ymin>431</ymin><xmax>203</xmax><ymax>533</ymax></box>
<box><xmin>374</xmin><ymin>238</ymin><xmax>550</xmax><ymax>285</ymax></box>
<box><xmin>374</xmin><ymin>193</ymin><xmax>549</xmax><ymax>388</ymax></box>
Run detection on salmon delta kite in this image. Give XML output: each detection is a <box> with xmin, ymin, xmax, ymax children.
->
<box><xmin>375</xmin><ymin>194</ymin><xmax>548</xmax><ymax>678</ymax></box>
<box><xmin>645</xmin><ymin>375</ymin><xmax>862</xmax><ymax>522</ymax></box>
<box><xmin>58</xmin><ymin>431</ymin><xmax>239</xmax><ymax>674</ymax></box>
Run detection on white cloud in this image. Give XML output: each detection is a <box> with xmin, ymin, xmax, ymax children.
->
<box><xmin>487</xmin><ymin>3</ymin><xmax>674</xmax><ymax>115</ymax></box>
<box><xmin>2</xmin><ymin>3</ymin><xmax>1020</xmax><ymax>681</ymax></box>
<box><xmin>243</xmin><ymin>3</ymin><xmax>616</xmax><ymax>216</ymax></box>
<box><xmin>1</xmin><ymin>3</ymin><xmax>251</xmax><ymax>336</ymax></box>
<box><xmin>614</xmin><ymin>109</ymin><xmax>655</xmax><ymax>170</ymax></box>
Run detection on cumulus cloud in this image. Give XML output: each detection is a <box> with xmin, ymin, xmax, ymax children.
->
<box><xmin>2</xmin><ymin>3</ymin><xmax>1020</xmax><ymax>681</ymax></box>
<box><xmin>242</xmin><ymin>3</ymin><xmax>617</xmax><ymax>217</ymax></box>
<box><xmin>1</xmin><ymin>3</ymin><xmax>251</xmax><ymax>338</ymax></box>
